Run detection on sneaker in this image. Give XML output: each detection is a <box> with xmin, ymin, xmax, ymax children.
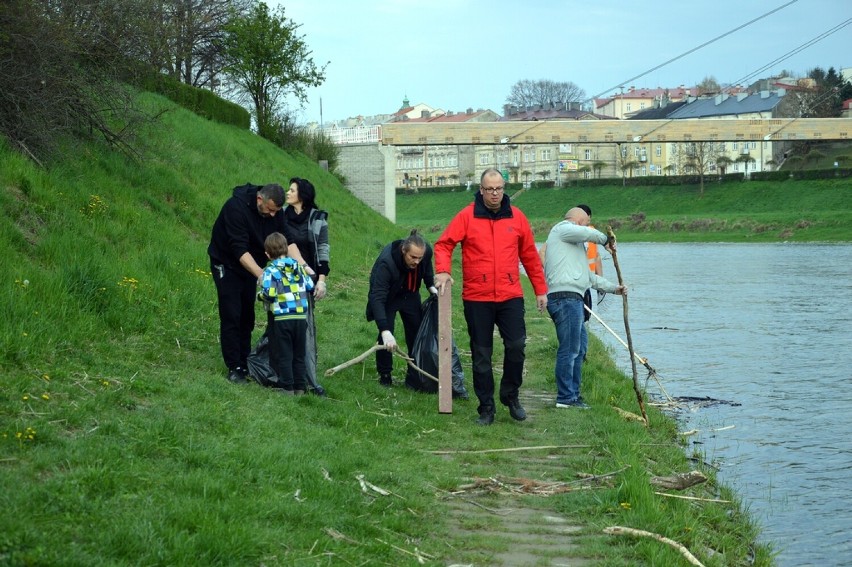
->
<box><xmin>556</xmin><ymin>400</ymin><xmax>590</xmax><ymax>409</ymax></box>
<box><xmin>476</xmin><ymin>411</ymin><xmax>495</xmax><ymax>426</ymax></box>
<box><xmin>227</xmin><ymin>369</ymin><xmax>248</xmax><ymax>384</ymax></box>
<box><xmin>505</xmin><ymin>399</ymin><xmax>527</xmax><ymax>421</ymax></box>
<box><xmin>378</xmin><ymin>373</ymin><xmax>393</xmax><ymax>387</ymax></box>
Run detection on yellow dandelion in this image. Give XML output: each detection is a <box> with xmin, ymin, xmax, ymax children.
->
<box><xmin>42</xmin><ymin>374</ymin><xmax>50</xmax><ymax>381</ymax></box>
<box><xmin>22</xmin><ymin>394</ymin><xmax>29</xmax><ymax>401</ymax></box>
<box><xmin>41</xmin><ymin>393</ymin><xmax>50</xmax><ymax>400</ymax></box>
<box><xmin>619</xmin><ymin>502</ymin><xmax>631</xmax><ymax>510</ymax></box>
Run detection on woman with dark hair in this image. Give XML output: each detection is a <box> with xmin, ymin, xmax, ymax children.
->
<box><xmin>283</xmin><ymin>177</ymin><xmax>330</xmax><ymax>395</ymax></box>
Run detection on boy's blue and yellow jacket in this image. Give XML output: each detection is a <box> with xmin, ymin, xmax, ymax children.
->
<box><xmin>257</xmin><ymin>257</ymin><xmax>315</xmax><ymax>321</ymax></box>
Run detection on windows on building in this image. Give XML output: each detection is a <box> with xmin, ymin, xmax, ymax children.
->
<box><xmin>541</xmin><ymin>148</ymin><xmax>552</xmax><ymax>161</ymax></box>
<box><xmin>584</xmin><ymin>149</ymin><xmax>592</xmax><ymax>160</ymax></box>
<box><xmin>655</xmin><ymin>145</ymin><xmax>662</xmax><ymax>157</ymax></box>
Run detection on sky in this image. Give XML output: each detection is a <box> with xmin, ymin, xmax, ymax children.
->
<box><xmin>269</xmin><ymin>0</ymin><xmax>852</xmax><ymax>125</ymax></box>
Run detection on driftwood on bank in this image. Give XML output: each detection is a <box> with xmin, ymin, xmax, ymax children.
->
<box><xmin>603</xmin><ymin>526</ymin><xmax>706</xmax><ymax>567</ymax></box>
<box><xmin>613</xmin><ymin>406</ymin><xmax>647</xmax><ymax>424</ymax></box>
<box><xmin>650</xmin><ymin>470</ymin><xmax>708</xmax><ymax>491</ymax></box>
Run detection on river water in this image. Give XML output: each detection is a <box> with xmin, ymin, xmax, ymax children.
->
<box><xmin>586</xmin><ymin>243</ymin><xmax>852</xmax><ymax>566</ymax></box>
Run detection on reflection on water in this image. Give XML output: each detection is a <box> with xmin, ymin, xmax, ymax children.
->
<box><xmin>590</xmin><ymin>243</ymin><xmax>852</xmax><ymax>567</ymax></box>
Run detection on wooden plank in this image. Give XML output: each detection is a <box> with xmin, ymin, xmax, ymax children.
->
<box><xmin>382</xmin><ymin>117</ymin><xmax>852</xmax><ymax>145</ymax></box>
<box><xmin>438</xmin><ymin>284</ymin><xmax>453</xmax><ymax>414</ymax></box>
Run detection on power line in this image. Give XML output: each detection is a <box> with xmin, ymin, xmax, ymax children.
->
<box><xmin>585</xmin><ymin>0</ymin><xmax>800</xmax><ymax>104</ymax></box>
<box><xmin>722</xmin><ymin>18</ymin><xmax>852</xmax><ymax>92</ymax></box>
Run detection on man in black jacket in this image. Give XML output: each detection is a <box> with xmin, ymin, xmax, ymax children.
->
<box><xmin>208</xmin><ymin>183</ymin><xmax>308</xmax><ymax>384</ymax></box>
<box><xmin>366</xmin><ymin>230</ymin><xmax>437</xmax><ymax>386</ymax></box>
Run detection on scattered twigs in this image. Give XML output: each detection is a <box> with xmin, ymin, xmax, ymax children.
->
<box><xmin>584</xmin><ymin>304</ymin><xmax>672</xmax><ymax>402</ymax></box>
<box><xmin>650</xmin><ymin>470</ymin><xmax>708</xmax><ymax>491</ymax></box>
<box><xmin>570</xmin><ymin>465</ymin><xmax>631</xmax><ymax>485</ymax></box>
<box><xmin>456</xmin><ymin>476</ymin><xmax>583</xmax><ymax>496</ymax></box>
<box><xmin>356</xmin><ymin>474</ymin><xmax>405</xmax><ymax>499</ymax></box>
<box><xmin>606</xmin><ymin>227</ymin><xmax>648</xmax><ymax>425</ymax></box>
<box><xmin>375</xmin><ymin>538</ymin><xmax>435</xmax><ymax>564</ymax></box>
<box><xmin>427</xmin><ymin>444</ymin><xmax>591</xmax><ymax>455</ymax></box>
<box><xmin>604</xmin><ymin>526</ymin><xmax>705</xmax><ymax>567</ymax></box>
<box><xmin>654</xmin><ymin>492</ymin><xmax>731</xmax><ymax>504</ymax></box>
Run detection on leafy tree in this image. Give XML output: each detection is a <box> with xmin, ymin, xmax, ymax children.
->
<box><xmin>222</xmin><ymin>2</ymin><xmax>327</xmax><ymax>139</ymax></box>
<box><xmin>592</xmin><ymin>160</ymin><xmax>607</xmax><ymax>178</ymax></box>
<box><xmin>715</xmin><ymin>155</ymin><xmax>733</xmax><ymax>175</ymax></box>
<box><xmin>506</xmin><ymin>79</ymin><xmax>586</xmax><ymax>108</ymax></box>
<box><xmin>736</xmin><ymin>154</ymin><xmax>756</xmax><ymax>177</ymax></box>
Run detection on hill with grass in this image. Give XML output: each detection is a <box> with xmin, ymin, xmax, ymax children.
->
<box><xmin>1</xmin><ymin>92</ymin><xmax>774</xmax><ymax>565</ymax></box>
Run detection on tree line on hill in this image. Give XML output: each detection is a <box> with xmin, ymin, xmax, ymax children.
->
<box><xmin>0</xmin><ymin>0</ymin><xmax>329</xmax><ymax>164</ymax></box>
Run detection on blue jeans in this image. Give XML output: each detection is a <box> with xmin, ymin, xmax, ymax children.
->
<box><xmin>547</xmin><ymin>296</ymin><xmax>587</xmax><ymax>404</ymax></box>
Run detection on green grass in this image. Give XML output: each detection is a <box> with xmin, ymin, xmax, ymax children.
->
<box><xmin>397</xmin><ymin>177</ymin><xmax>852</xmax><ymax>243</ymax></box>
<box><xmin>1</xmin><ymin>91</ymin><xmax>774</xmax><ymax>565</ymax></box>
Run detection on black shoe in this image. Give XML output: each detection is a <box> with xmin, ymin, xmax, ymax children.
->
<box><xmin>452</xmin><ymin>389</ymin><xmax>469</xmax><ymax>400</ymax></box>
<box><xmin>310</xmin><ymin>386</ymin><xmax>327</xmax><ymax>397</ymax></box>
<box><xmin>378</xmin><ymin>373</ymin><xmax>393</xmax><ymax>387</ymax></box>
<box><xmin>476</xmin><ymin>411</ymin><xmax>495</xmax><ymax>426</ymax></box>
<box><xmin>506</xmin><ymin>399</ymin><xmax>527</xmax><ymax>421</ymax></box>
<box><xmin>227</xmin><ymin>368</ymin><xmax>248</xmax><ymax>384</ymax></box>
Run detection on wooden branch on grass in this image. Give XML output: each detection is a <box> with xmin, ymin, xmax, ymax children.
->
<box><xmin>654</xmin><ymin>492</ymin><xmax>731</xmax><ymax>504</ymax></box>
<box><xmin>650</xmin><ymin>470</ymin><xmax>708</xmax><ymax>490</ymax></box>
<box><xmin>428</xmin><ymin>444</ymin><xmax>591</xmax><ymax>455</ymax></box>
<box><xmin>324</xmin><ymin>344</ymin><xmax>383</xmax><ymax>376</ymax></box>
<box><xmin>323</xmin><ymin>344</ymin><xmax>438</xmax><ymax>383</ymax></box>
<box><xmin>603</xmin><ymin>526</ymin><xmax>706</xmax><ymax>567</ymax></box>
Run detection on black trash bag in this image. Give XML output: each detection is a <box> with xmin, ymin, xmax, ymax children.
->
<box><xmin>246</xmin><ymin>333</ymin><xmax>281</xmax><ymax>388</ymax></box>
<box><xmin>406</xmin><ymin>296</ymin><xmax>469</xmax><ymax>399</ymax></box>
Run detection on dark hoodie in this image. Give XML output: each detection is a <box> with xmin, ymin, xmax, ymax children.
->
<box><xmin>365</xmin><ymin>239</ymin><xmax>435</xmax><ymax>332</ymax></box>
<box><xmin>208</xmin><ymin>184</ymin><xmax>294</xmax><ymax>278</ymax></box>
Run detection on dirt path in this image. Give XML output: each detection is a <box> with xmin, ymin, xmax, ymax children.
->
<box><xmin>438</xmin><ymin>389</ymin><xmax>599</xmax><ymax>566</ymax></box>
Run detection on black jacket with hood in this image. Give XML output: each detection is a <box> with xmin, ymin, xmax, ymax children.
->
<box><xmin>366</xmin><ymin>240</ymin><xmax>435</xmax><ymax>332</ymax></box>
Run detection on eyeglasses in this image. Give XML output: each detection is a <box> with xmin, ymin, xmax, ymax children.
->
<box><xmin>481</xmin><ymin>186</ymin><xmax>505</xmax><ymax>194</ymax></box>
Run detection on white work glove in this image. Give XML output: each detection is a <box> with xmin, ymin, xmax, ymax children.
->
<box><xmin>301</xmin><ymin>263</ymin><xmax>316</xmax><ymax>277</ymax></box>
<box><xmin>428</xmin><ymin>286</ymin><xmax>438</xmax><ymax>296</ymax></box>
<box><xmin>314</xmin><ymin>280</ymin><xmax>327</xmax><ymax>300</ymax></box>
<box><xmin>380</xmin><ymin>330</ymin><xmax>397</xmax><ymax>351</ymax></box>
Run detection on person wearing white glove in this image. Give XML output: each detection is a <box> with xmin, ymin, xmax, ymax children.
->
<box><xmin>366</xmin><ymin>230</ymin><xmax>436</xmax><ymax>387</ymax></box>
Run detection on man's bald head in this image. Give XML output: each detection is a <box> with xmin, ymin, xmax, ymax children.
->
<box><xmin>564</xmin><ymin>207</ymin><xmax>590</xmax><ymax>226</ymax></box>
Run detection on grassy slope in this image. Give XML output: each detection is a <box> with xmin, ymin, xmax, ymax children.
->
<box><xmin>1</xmin><ymin>93</ymin><xmax>772</xmax><ymax>566</ymax></box>
<box><xmin>397</xmin><ymin>178</ymin><xmax>852</xmax><ymax>243</ymax></box>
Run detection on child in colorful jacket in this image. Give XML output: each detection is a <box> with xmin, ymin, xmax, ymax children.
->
<box><xmin>257</xmin><ymin>232</ymin><xmax>315</xmax><ymax>394</ymax></box>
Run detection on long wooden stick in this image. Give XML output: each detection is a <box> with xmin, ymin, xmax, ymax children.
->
<box><xmin>606</xmin><ymin>227</ymin><xmax>648</xmax><ymax>425</ymax></box>
<box><xmin>324</xmin><ymin>345</ymin><xmax>383</xmax><ymax>376</ymax></box>
<box><xmin>603</xmin><ymin>526</ymin><xmax>705</xmax><ymax>566</ymax></box>
<box><xmin>323</xmin><ymin>344</ymin><xmax>438</xmax><ymax>384</ymax></box>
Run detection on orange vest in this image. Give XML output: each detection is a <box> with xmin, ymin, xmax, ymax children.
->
<box><xmin>586</xmin><ymin>224</ymin><xmax>598</xmax><ymax>272</ymax></box>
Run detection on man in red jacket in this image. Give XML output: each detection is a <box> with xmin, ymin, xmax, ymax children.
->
<box><xmin>434</xmin><ymin>168</ymin><xmax>548</xmax><ymax>425</ymax></box>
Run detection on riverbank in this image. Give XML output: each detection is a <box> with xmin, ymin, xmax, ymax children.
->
<box><xmin>1</xmin><ymin>92</ymin><xmax>774</xmax><ymax>565</ymax></box>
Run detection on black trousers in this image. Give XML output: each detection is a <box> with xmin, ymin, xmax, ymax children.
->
<box><xmin>376</xmin><ymin>292</ymin><xmax>423</xmax><ymax>375</ymax></box>
<box><xmin>211</xmin><ymin>261</ymin><xmax>256</xmax><ymax>372</ymax></box>
<box><xmin>268</xmin><ymin>315</ymin><xmax>308</xmax><ymax>390</ymax></box>
<box><xmin>462</xmin><ymin>298</ymin><xmax>527</xmax><ymax>415</ymax></box>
